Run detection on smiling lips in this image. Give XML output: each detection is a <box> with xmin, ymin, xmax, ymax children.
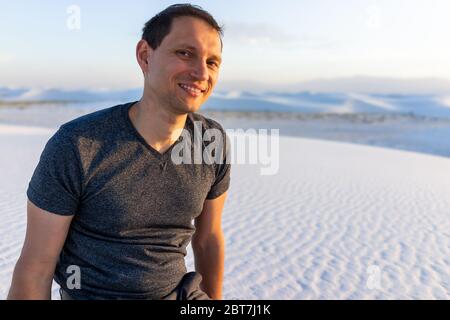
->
<box><xmin>178</xmin><ymin>83</ymin><xmax>206</xmax><ymax>97</ymax></box>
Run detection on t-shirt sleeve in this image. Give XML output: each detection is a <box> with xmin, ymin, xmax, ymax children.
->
<box><xmin>206</xmin><ymin>128</ymin><xmax>231</xmax><ymax>200</ymax></box>
<box><xmin>26</xmin><ymin>126</ymin><xmax>83</xmax><ymax>216</ymax></box>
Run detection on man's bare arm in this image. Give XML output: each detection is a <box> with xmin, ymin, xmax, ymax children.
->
<box><xmin>7</xmin><ymin>200</ymin><xmax>73</xmax><ymax>300</ymax></box>
<box><xmin>191</xmin><ymin>192</ymin><xmax>227</xmax><ymax>300</ymax></box>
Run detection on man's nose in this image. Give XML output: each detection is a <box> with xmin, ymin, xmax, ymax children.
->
<box><xmin>190</xmin><ymin>60</ymin><xmax>209</xmax><ymax>81</ymax></box>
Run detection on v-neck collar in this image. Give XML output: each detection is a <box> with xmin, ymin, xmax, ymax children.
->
<box><xmin>123</xmin><ymin>101</ymin><xmax>192</xmax><ymax>162</ymax></box>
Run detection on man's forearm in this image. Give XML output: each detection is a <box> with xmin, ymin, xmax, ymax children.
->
<box><xmin>7</xmin><ymin>258</ymin><xmax>53</xmax><ymax>300</ymax></box>
<box><xmin>193</xmin><ymin>232</ymin><xmax>225</xmax><ymax>300</ymax></box>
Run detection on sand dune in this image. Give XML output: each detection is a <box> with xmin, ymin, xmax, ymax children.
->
<box><xmin>1</xmin><ymin>124</ymin><xmax>449</xmax><ymax>299</ymax></box>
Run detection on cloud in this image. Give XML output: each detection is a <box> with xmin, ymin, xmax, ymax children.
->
<box><xmin>223</xmin><ymin>22</ymin><xmax>294</xmax><ymax>45</ymax></box>
<box><xmin>222</xmin><ymin>21</ymin><xmax>336</xmax><ymax>49</ymax></box>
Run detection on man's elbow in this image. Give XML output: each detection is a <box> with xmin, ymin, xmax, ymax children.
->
<box><xmin>192</xmin><ymin>230</ymin><xmax>225</xmax><ymax>252</ymax></box>
<box><xmin>7</xmin><ymin>256</ymin><xmax>55</xmax><ymax>300</ymax></box>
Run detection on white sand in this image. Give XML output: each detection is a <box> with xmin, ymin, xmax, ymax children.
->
<box><xmin>1</xmin><ymin>123</ymin><xmax>449</xmax><ymax>299</ymax></box>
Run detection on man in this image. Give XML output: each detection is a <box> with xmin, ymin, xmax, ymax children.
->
<box><xmin>7</xmin><ymin>4</ymin><xmax>230</xmax><ymax>300</ymax></box>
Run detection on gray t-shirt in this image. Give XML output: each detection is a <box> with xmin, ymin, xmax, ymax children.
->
<box><xmin>26</xmin><ymin>101</ymin><xmax>231</xmax><ymax>299</ymax></box>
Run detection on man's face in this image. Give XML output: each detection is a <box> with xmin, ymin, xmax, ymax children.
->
<box><xmin>143</xmin><ymin>16</ymin><xmax>222</xmax><ymax>114</ymax></box>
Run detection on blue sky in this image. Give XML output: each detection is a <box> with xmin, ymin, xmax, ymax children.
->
<box><xmin>1</xmin><ymin>0</ymin><xmax>450</xmax><ymax>91</ymax></box>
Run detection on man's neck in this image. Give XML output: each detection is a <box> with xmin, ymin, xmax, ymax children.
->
<box><xmin>129</xmin><ymin>97</ymin><xmax>188</xmax><ymax>154</ymax></box>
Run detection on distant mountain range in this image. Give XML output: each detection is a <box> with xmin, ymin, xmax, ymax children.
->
<box><xmin>1</xmin><ymin>86</ymin><xmax>450</xmax><ymax>119</ymax></box>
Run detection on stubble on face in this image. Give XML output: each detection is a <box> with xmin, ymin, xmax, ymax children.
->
<box><xmin>144</xmin><ymin>16</ymin><xmax>222</xmax><ymax>115</ymax></box>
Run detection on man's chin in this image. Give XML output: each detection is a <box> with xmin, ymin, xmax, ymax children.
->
<box><xmin>178</xmin><ymin>101</ymin><xmax>203</xmax><ymax>114</ymax></box>
<box><xmin>187</xmin><ymin>105</ymin><xmax>202</xmax><ymax>113</ymax></box>
<box><xmin>173</xmin><ymin>105</ymin><xmax>195</xmax><ymax>115</ymax></box>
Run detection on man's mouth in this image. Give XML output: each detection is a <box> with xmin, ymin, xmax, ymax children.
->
<box><xmin>178</xmin><ymin>83</ymin><xmax>206</xmax><ymax>97</ymax></box>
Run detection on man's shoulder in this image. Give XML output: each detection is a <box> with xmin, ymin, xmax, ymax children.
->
<box><xmin>46</xmin><ymin>102</ymin><xmax>133</xmax><ymax>155</ymax></box>
<box><xmin>60</xmin><ymin>102</ymin><xmax>129</xmax><ymax>135</ymax></box>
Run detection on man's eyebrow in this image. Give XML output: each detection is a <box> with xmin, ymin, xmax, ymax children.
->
<box><xmin>177</xmin><ymin>44</ymin><xmax>222</xmax><ymax>63</ymax></box>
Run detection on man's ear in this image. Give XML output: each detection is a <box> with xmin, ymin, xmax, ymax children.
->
<box><xmin>136</xmin><ymin>39</ymin><xmax>152</xmax><ymax>76</ymax></box>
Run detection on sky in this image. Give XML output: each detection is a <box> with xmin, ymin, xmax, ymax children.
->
<box><xmin>1</xmin><ymin>0</ymin><xmax>450</xmax><ymax>92</ymax></box>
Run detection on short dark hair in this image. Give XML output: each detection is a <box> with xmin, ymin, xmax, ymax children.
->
<box><xmin>142</xmin><ymin>4</ymin><xmax>223</xmax><ymax>50</ymax></box>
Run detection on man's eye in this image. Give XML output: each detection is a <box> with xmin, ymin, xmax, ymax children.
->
<box><xmin>208</xmin><ymin>61</ymin><xmax>218</xmax><ymax>68</ymax></box>
<box><xmin>177</xmin><ymin>50</ymin><xmax>190</xmax><ymax>57</ymax></box>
